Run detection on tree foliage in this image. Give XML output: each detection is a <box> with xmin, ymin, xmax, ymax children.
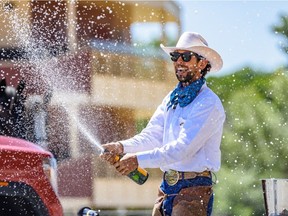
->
<box><xmin>273</xmin><ymin>14</ymin><xmax>288</xmax><ymax>65</ymax></box>
<box><xmin>208</xmin><ymin>67</ymin><xmax>288</xmax><ymax>215</ymax></box>
<box><xmin>205</xmin><ymin>14</ymin><xmax>288</xmax><ymax>214</ymax></box>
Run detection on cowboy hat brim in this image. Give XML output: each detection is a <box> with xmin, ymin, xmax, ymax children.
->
<box><xmin>160</xmin><ymin>44</ymin><xmax>223</xmax><ymax>72</ymax></box>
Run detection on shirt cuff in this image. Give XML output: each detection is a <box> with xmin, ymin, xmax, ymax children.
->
<box><xmin>119</xmin><ymin>139</ymin><xmax>136</xmax><ymax>153</ymax></box>
<box><xmin>136</xmin><ymin>151</ymin><xmax>158</xmax><ymax>169</ymax></box>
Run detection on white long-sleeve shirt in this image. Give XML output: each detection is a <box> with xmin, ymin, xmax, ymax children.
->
<box><xmin>121</xmin><ymin>83</ymin><xmax>226</xmax><ymax>172</ymax></box>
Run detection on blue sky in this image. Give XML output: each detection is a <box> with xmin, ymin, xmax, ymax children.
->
<box><xmin>132</xmin><ymin>1</ymin><xmax>288</xmax><ymax>76</ymax></box>
<box><xmin>176</xmin><ymin>1</ymin><xmax>288</xmax><ymax>75</ymax></box>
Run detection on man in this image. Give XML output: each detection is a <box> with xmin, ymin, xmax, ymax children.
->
<box><xmin>101</xmin><ymin>32</ymin><xmax>225</xmax><ymax>216</ymax></box>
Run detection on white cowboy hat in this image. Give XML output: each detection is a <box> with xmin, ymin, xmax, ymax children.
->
<box><xmin>160</xmin><ymin>32</ymin><xmax>223</xmax><ymax>72</ymax></box>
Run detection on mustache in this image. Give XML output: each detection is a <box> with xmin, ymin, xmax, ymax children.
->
<box><xmin>174</xmin><ymin>64</ymin><xmax>194</xmax><ymax>72</ymax></box>
<box><xmin>175</xmin><ymin>63</ymin><xmax>187</xmax><ymax>68</ymax></box>
<box><xmin>175</xmin><ymin>67</ymin><xmax>191</xmax><ymax>73</ymax></box>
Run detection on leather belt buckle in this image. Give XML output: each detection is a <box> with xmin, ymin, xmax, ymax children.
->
<box><xmin>164</xmin><ymin>170</ymin><xmax>179</xmax><ymax>186</ymax></box>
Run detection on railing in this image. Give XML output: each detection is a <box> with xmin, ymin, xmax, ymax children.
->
<box><xmin>89</xmin><ymin>40</ymin><xmax>175</xmax><ymax>82</ymax></box>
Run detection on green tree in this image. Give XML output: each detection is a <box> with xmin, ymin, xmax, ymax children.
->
<box><xmin>273</xmin><ymin>14</ymin><xmax>288</xmax><ymax>65</ymax></box>
<box><xmin>208</xmin><ymin>68</ymin><xmax>288</xmax><ymax>215</ymax></box>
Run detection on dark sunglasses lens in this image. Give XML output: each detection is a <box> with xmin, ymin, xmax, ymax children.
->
<box><xmin>170</xmin><ymin>52</ymin><xmax>193</xmax><ymax>62</ymax></box>
<box><xmin>182</xmin><ymin>53</ymin><xmax>192</xmax><ymax>62</ymax></box>
<box><xmin>170</xmin><ymin>52</ymin><xmax>180</xmax><ymax>62</ymax></box>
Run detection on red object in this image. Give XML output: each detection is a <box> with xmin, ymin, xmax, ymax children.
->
<box><xmin>0</xmin><ymin>136</ymin><xmax>63</xmax><ymax>216</ymax></box>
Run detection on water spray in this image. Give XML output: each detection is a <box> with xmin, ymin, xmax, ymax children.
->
<box><xmin>5</xmin><ymin>8</ymin><xmax>149</xmax><ymax>185</ymax></box>
<box><xmin>67</xmin><ymin>110</ymin><xmax>149</xmax><ymax>185</ymax></box>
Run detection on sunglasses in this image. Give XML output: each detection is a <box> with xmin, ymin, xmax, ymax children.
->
<box><xmin>170</xmin><ymin>51</ymin><xmax>197</xmax><ymax>62</ymax></box>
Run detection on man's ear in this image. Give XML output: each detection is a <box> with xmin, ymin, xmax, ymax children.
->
<box><xmin>198</xmin><ymin>59</ymin><xmax>208</xmax><ymax>70</ymax></box>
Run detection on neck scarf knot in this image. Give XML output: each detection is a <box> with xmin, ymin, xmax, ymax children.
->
<box><xmin>167</xmin><ymin>78</ymin><xmax>206</xmax><ymax>110</ymax></box>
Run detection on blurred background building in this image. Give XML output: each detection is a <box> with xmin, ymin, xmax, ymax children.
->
<box><xmin>0</xmin><ymin>1</ymin><xmax>181</xmax><ymax>214</ymax></box>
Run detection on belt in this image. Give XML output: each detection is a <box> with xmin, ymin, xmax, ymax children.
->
<box><xmin>164</xmin><ymin>170</ymin><xmax>211</xmax><ymax>186</ymax></box>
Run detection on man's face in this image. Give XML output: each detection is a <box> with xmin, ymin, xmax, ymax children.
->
<box><xmin>170</xmin><ymin>50</ymin><xmax>206</xmax><ymax>85</ymax></box>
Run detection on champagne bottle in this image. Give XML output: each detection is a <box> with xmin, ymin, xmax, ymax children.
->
<box><xmin>114</xmin><ymin>155</ymin><xmax>149</xmax><ymax>185</ymax></box>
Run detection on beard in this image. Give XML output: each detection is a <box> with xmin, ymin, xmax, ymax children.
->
<box><xmin>175</xmin><ymin>66</ymin><xmax>195</xmax><ymax>84</ymax></box>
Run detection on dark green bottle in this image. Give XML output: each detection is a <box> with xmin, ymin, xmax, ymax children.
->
<box><xmin>115</xmin><ymin>155</ymin><xmax>149</xmax><ymax>185</ymax></box>
<box><xmin>127</xmin><ymin>167</ymin><xmax>149</xmax><ymax>185</ymax></box>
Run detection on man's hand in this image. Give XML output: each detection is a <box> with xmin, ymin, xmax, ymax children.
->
<box><xmin>114</xmin><ymin>154</ymin><xmax>138</xmax><ymax>176</ymax></box>
<box><xmin>102</xmin><ymin>142</ymin><xmax>124</xmax><ymax>155</ymax></box>
<box><xmin>100</xmin><ymin>142</ymin><xmax>123</xmax><ymax>165</ymax></box>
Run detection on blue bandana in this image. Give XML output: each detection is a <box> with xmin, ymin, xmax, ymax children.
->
<box><xmin>167</xmin><ymin>78</ymin><xmax>206</xmax><ymax>110</ymax></box>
